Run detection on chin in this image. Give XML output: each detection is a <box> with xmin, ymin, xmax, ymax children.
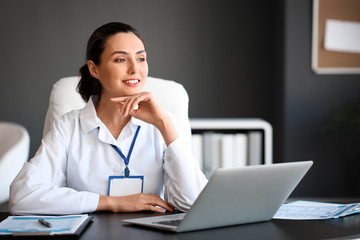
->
<box><xmin>121</xmin><ymin>89</ymin><xmax>143</xmax><ymax>96</ymax></box>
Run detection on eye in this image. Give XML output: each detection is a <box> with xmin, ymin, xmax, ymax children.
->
<box><xmin>138</xmin><ymin>57</ymin><xmax>146</xmax><ymax>62</ymax></box>
<box><xmin>115</xmin><ymin>58</ymin><xmax>126</xmax><ymax>62</ymax></box>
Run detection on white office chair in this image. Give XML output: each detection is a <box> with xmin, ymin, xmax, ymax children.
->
<box><xmin>43</xmin><ymin>76</ymin><xmax>192</xmax><ymax>146</ymax></box>
<box><xmin>0</xmin><ymin>122</ymin><xmax>30</xmax><ymax>204</ymax></box>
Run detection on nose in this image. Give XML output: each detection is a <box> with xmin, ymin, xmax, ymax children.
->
<box><xmin>128</xmin><ymin>59</ymin><xmax>139</xmax><ymax>74</ymax></box>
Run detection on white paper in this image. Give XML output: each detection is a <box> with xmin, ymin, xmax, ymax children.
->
<box><xmin>273</xmin><ymin>201</ymin><xmax>360</xmax><ymax>220</ymax></box>
<box><xmin>324</xmin><ymin>19</ymin><xmax>360</xmax><ymax>53</ymax></box>
<box><xmin>0</xmin><ymin>214</ymin><xmax>89</xmax><ymax>235</ymax></box>
<box><xmin>109</xmin><ymin>178</ymin><xmax>143</xmax><ymax>196</ymax></box>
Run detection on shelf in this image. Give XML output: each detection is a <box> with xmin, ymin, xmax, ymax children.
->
<box><xmin>189</xmin><ymin>118</ymin><xmax>273</xmax><ymax>166</ymax></box>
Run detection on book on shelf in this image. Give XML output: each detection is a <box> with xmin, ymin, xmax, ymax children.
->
<box><xmin>192</xmin><ymin>131</ymin><xmax>256</xmax><ymax>178</ymax></box>
<box><xmin>220</xmin><ymin>134</ymin><xmax>234</xmax><ymax>169</ymax></box>
<box><xmin>232</xmin><ymin>133</ymin><xmax>247</xmax><ymax>168</ymax></box>
<box><xmin>247</xmin><ymin>131</ymin><xmax>262</xmax><ymax>166</ymax></box>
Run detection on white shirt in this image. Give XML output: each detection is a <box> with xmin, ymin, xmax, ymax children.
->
<box><xmin>9</xmin><ymin>97</ymin><xmax>207</xmax><ymax>215</ymax></box>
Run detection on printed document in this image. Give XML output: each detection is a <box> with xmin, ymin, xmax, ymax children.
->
<box><xmin>273</xmin><ymin>201</ymin><xmax>360</xmax><ymax>220</ymax></box>
<box><xmin>0</xmin><ymin>214</ymin><xmax>90</xmax><ymax>235</ymax></box>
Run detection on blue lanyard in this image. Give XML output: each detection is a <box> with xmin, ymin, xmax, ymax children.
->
<box><xmin>111</xmin><ymin>125</ymin><xmax>141</xmax><ymax>178</ymax></box>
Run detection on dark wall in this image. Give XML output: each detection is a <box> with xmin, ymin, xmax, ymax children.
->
<box><xmin>1</xmin><ymin>0</ymin><xmax>360</xmax><ymax>197</ymax></box>
<box><xmin>0</xmin><ymin>0</ymin><xmax>280</xmax><ymax>157</ymax></box>
<box><xmin>284</xmin><ymin>1</ymin><xmax>360</xmax><ymax>197</ymax></box>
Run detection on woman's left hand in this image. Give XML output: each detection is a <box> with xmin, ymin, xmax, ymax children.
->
<box><xmin>110</xmin><ymin>92</ymin><xmax>167</xmax><ymax>127</ymax></box>
<box><xmin>111</xmin><ymin>92</ymin><xmax>178</xmax><ymax>145</ymax></box>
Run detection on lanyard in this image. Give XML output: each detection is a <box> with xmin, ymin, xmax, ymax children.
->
<box><xmin>111</xmin><ymin>125</ymin><xmax>141</xmax><ymax>178</ymax></box>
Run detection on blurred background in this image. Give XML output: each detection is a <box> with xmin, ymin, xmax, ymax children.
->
<box><xmin>1</xmin><ymin>0</ymin><xmax>360</xmax><ymax>197</ymax></box>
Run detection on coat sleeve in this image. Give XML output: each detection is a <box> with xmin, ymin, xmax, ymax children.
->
<box><xmin>9</xmin><ymin>117</ymin><xmax>99</xmax><ymax>215</ymax></box>
<box><xmin>163</xmin><ymin>138</ymin><xmax>208</xmax><ymax>212</ymax></box>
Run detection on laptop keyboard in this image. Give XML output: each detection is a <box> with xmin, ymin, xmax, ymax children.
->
<box><xmin>152</xmin><ymin>219</ymin><xmax>182</xmax><ymax>227</ymax></box>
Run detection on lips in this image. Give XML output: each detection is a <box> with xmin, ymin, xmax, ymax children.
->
<box><xmin>122</xmin><ymin>79</ymin><xmax>140</xmax><ymax>86</ymax></box>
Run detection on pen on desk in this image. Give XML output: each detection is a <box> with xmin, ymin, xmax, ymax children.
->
<box><xmin>38</xmin><ymin>218</ymin><xmax>52</xmax><ymax>228</ymax></box>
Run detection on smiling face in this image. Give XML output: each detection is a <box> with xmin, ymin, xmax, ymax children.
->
<box><xmin>88</xmin><ymin>32</ymin><xmax>148</xmax><ymax>98</ymax></box>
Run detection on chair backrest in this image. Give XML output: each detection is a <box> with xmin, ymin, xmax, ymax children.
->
<box><xmin>43</xmin><ymin>76</ymin><xmax>192</xmax><ymax>146</ymax></box>
<box><xmin>0</xmin><ymin>122</ymin><xmax>30</xmax><ymax>203</ymax></box>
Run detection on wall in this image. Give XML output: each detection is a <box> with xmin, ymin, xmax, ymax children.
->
<box><xmin>284</xmin><ymin>0</ymin><xmax>360</xmax><ymax>197</ymax></box>
<box><xmin>3</xmin><ymin>0</ymin><xmax>359</xmax><ymax>198</ymax></box>
<box><xmin>0</xmin><ymin>0</ymin><xmax>280</xmax><ymax>157</ymax></box>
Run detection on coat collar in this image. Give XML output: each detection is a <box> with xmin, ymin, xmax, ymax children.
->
<box><xmin>79</xmin><ymin>96</ymin><xmax>144</xmax><ymax>145</ymax></box>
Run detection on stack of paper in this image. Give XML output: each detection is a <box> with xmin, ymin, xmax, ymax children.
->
<box><xmin>0</xmin><ymin>214</ymin><xmax>92</xmax><ymax>236</ymax></box>
<box><xmin>273</xmin><ymin>201</ymin><xmax>360</xmax><ymax>220</ymax></box>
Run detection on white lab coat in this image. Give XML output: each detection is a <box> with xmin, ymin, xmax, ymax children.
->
<box><xmin>9</xmin><ymin>97</ymin><xmax>207</xmax><ymax>215</ymax></box>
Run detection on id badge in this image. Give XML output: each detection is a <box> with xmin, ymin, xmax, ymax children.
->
<box><xmin>107</xmin><ymin>176</ymin><xmax>144</xmax><ymax>196</ymax></box>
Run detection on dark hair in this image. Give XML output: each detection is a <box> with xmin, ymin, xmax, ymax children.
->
<box><xmin>77</xmin><ymin>22</ymin><xmax>142</xmax><ymax>102</ymax></box>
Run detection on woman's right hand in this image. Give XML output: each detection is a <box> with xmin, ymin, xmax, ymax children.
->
<box><xmin>96</xmin><ymin>193</ymin><xmax>174</xmax><ymax>213</ymax></box>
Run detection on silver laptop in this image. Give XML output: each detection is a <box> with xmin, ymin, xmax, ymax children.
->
<box><xmin>123</xmin><ymin>161</ymin><xmax>313</xmax><ymax>232</ymax></box>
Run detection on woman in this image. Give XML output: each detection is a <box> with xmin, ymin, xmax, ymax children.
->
<box><xmin>9</xmin><ymin>22</ymin><xmax>207</xmax><ymax>215</ymax></box>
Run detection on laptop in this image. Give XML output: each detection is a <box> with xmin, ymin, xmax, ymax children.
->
<box><xmin>123</xmin><ymin>161</ymin><xmax>313</xmax><ymax>232</ymax></box>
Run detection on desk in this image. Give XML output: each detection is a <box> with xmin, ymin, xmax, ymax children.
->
<box><xmin>1</xmin><ymin>202</ymin><xmax>360</xmax><ymax>240</ymax></box>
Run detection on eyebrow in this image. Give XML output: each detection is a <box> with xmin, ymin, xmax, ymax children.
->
<box><xmin>111</xmin><ymin>50</ymin><xmax>146</xmax><ymax>56</ymax></box>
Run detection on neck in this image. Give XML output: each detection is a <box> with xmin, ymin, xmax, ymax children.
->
<box><xmin>96</xmin><ymin>96</ymin><xmax>131</xmax><ymax>139</ymax></box>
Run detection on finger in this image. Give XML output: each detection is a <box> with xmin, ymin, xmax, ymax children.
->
<box><xmin>127</xmin><ymin>98</ymin><xmax>141</xmax><ymax>113</ymax></box>
<box><xmin>144</xmin><ymin>201</ymin><xmax>173</xmax><ymax>213</ymax></box>
<box><xmin>110</xmin><ymin>97</ymin><xmax>137</xmax><ymax>115</ymax></box>
<box><xmin>159</xmin><ymin>202</ymin><xmax>175</xmax><ymax>212</ymax></box>
<box><xmin>124</xmin><ymin>98</ymin><xmax>141</xmax><ymax>116</ymax></box>
<box><xmin>109</xmin><ymin>98</ymin><xmax>125</xmax><ymax>114</ymax></box>
<box><xmin>147</xmin><ymin>205</ymin><xmax>166</xmax><ymax>213</ymax></box>
<box><xmin>111</xmin><ymin>93</ymin><xmax>149</xmax><ymax>116</ymax></box>
<box><xmin>119</xmin><ymin>95</ymin><xmax>138</xmax><ymax>113</ymax></box>
<box><xmin>110</xmin><ymin>92</ymin><xmax>148</xmax><ymax>104</ymax></box>
<box><xmin>137</xmin><ymin>194</ymin><xmax>170</xmax><ymax>210</ymax></box>
<box><xmin>148</xmin><ymin>197</ymin><xmax>174</xmax><ymax>212</ymax></box>
<box><xmin>110</xmin><ymin>97</ymin><xmax>127</xmax><ymax>103</ymax></box>
<box><xmin>125</xmin><ymin>99</ymin><xmax>148</xmax><ymax>117</ymax></box>
<box><xmin>120</xmin><ymin>98</ymin><xmax>131</xmax><ymax>116</ymax></box>
<box><xmin>115</xmin><ymin>97</ymin><xmax>133</xmax><ymax>116</ymax></box>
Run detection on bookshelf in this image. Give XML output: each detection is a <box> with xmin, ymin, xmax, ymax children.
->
<box><xmin>189</xmin><ymin>118</ymin><xmax>273</xmax><ymax>178</ymax></box>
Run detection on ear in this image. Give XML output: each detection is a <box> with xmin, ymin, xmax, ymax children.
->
<box><xmin>87</xmin><ymin>60</ymin><xmax>100</xmax><ymax>78</ymax></box>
